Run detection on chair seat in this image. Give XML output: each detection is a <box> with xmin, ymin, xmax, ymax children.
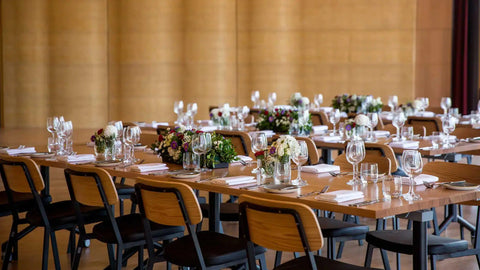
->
<box><xmin>93</xmin><ymin>213</ymin><xmax>184</xmax><ymax>243</ymax></box>
<box><xmin>26</xmin><ymin>200</ymin><xmax>106</xmax><ymax>228</ymax></box>
<box><xmin>0</xmin><ymin>191</ymin><xmax>37</xmax><ymax>216</ymax></box>
<box><xmin>274</xmin><ymin>255</ymin><xmax>380</xmax><ymax>270</ymax></box>
<box><xmin>200</xmin><ymin>203</ymin><xmax>239</xmax><ymax>221</ymax></box>
<box><xmin>318</xmin><ymin>217</ymin><xmax>369</xmax><ymax>238</ymax></box>
<box><xmin>164</xmin><ymin>231</ymin><xmax>266</xmax><ymax>267</ymax></box>
<box><xmin>115</xmin><ymin>183</ymin><xmax>135</xmax><ymax>196</ymax></box>
<box><xmin>366</xmin><ymin>230</ymin><xmax>469</xmax><ymax>255</ymax></box>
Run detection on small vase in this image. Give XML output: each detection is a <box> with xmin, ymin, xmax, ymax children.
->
<box><xmin>94</xmin><ymin>144</ymin><xmax>107</xmax><ymax>161</ymax></box>
<box><xmin>274</xmin><ymin>157</ymin><xmax>291</xmax><ymax>184</ymax></box>
<box><xmin>356</xmin><ymin>125</ymin><xmax>368</xmax><ymax>140</ymax></box>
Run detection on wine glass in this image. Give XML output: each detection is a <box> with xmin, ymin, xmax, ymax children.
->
<box><xmin>174</xmin><ymin>101</ymin><xmax>184</xmax><ymax>124</ymax></box>
<box><xmin>251</xmin><ymin>91</ymin><xmax>260</xmax><ymax>108</ymax></box>
<box><xmin>192</xmin><ymin>133</ymin><xmax>211</xmax><ymax>171</ymax></box>
<box><xmin>62</xmin><ymin>121</ymin><xmax>73</xmax><ymax>155</ymax></box>
<box><xmin>292</xmin><ymin>140</ymin><xmax>309</xmax><ymax>186</ymax></box>
<box><xmin>440</xmin><ymin>97</ymin><xmax>451</xmax><ymax>115</ymax></box>
<box><xmin>314</xmin><ymin>94</ymin><xmax>323</xmax><ymax>110</ymax></box>
<box><xmin>367</xmin><ymin>112</ymin><xmax>378</xmax><ymax>141</ymax></box>
<box><xmin>345</xmin><ymin>139</ymin><xmax>366</xmax><ymax>185</ymax></box>
<box><xmin>421</xmin><ymin>97</ymin><xmax>429</xmax><ymax>112</ymax></box>
<box><xmin>402</xmin><ymin>150</ymin><xmax>423</xmax><ymax>201</ymax></box>
<box><xmin>328</xmin><ymin>109</ymin><xmax>341</xmax><ymax>136</ymax></box>
<box><xmin>442</xmin><ymin>115</ymin><xmax>456</xmax><ymax>148</ymax></box>
<box><xmin>268</xmin><ymin>92</ymin><xmax>277</xmax><ymax>107</ymax></box>
<box><xmin>237</xmin><ymin>106</ymin><xmax>250</xmax><ymax>131</ymax></box>
<box><xmin>124</xmin><ymin>126</ymin><xmax>141</xmax><ymax>163</ymax></box>
<box><xmin>251</xmin><ymin>132</ymin><xmax>268</xmax><ymax>175</ymax></box>
<box><xmin>392</xmin><ymin>109</ymin><xmax>406</xmax><ymax>141</ymax></box>
<box><xmin>388</xmin><ymin>96</ymin><xmax>398</xmax><ymax>113</ymax></box>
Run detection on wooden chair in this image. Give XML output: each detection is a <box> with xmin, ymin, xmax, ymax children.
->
<box><xmin>0</xmin><ymin>156</ymin><xmax>106</xmax><ymax>270</ymax></box>
<box><xmin>333</xmin><ymin>154</ymin><xmax>392</xmax><ymax>176</ymax></box>
<box><xmin>239</xmin><ymin>194</ymin><xmax>378</xmax><ymax>270</ymax></box>
<box><xmin>64</xmin><ymin>166</ymin><xmax>184</xmax><ymax>270</ymax></box>
<box><xmin>214</xmin><ymin>130</ymin><xmax>253</xmax><ymax>158</ymax></box>
<box><xmin>310</xmin><ymin>112</ymin><xmax>325</xmax><ymax>126</ymax></box>
<box><xmin>406</xmin><ymin>116</ymin><xmax>442</xmax><ymax>136</ymax></box>
<box><xmin>134</xmin><ymin>178</ymin><xmax>267</xmax><ymax>270</ymax></box>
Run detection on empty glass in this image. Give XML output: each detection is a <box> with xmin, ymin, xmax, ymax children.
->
<box><xmin>442</xmin><ymin>115</ymin><xmax>456</xmax><ymax>148</ymax></box>
<box><xmin>388</xmin><ymin>96</ymin><xmax>398</xmax><ymax>113</ymax></box>
<box><xmin>251</xmin><ymin>132</ymin><xmax>267</xmax><ymax>182</ymax></box>
<box><xmin>251</xmin><ymin>91</ymin><xmax>260</xmax><ymax>108</ymax></box>
<box><xmin>174</xmin><ymin>101</ymin><xmax>184</xmax><ymax>124</ymax></box>
<box><xmin>268</xmin><ymin>92</ymin><xmax>277</xmax><ymax>108</ymax></box>
<box><xmin>292</xmin><ymin>140</ymin><xmax>309</xmax><ymax>186</ymax></box>
<box><xmin>402</xmin><ymin>150</ymin><xmax>423</xmax><ymax>201</ymax></box>
<box><xmin>440</xmin><ymin>97</ymin><xmax>452</xmax><ymax>115</ymax></box>
<box><xmin>328</xmin><ymin>109</ymin><xmax>341</xmax><ymax>136</ymax></box>
<box><xmin>314</xmin><ymin>94</ymin><xmax>323</xmax><ymax>110</ymax></box>
<box><xmin>430</xmin><ymin>131</ymin><xmax>443</xmax><ymax>149</ymax></box>
<box><xmin>346</xmin><ymin>139</ymin><xmax>366</xmax><ymax>185</ymax></box>
<box><xmin>392</xmin><ymin>109</ymin><xmax>406</xmax><ymax>141</ymax></box>
<box><xmin>361</xmin><ymin>163</ymin><xmax>378</xmax><ymax>183</ymax></box>
<box><xmin>367</xmin><ymin>112</ymin><xmax>378</xmax><ymax>141</ymax></box>
<box><xmin>124</xmin><ymin>126</ymin><xmax>141</xmax><ymax>163</ymax></box>
<box><xmin>237</xmin><ymin>106</ymin><xmax>250</xmax><ymax>131</ymax></box>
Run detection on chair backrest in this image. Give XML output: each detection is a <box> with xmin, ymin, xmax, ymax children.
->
<box><xmin>406</xmin><ymin>116</ymin><xmax>442</xmax><ymax>136</ymax></box>
<box><xmin>334</xmin><ymin>153</ymin><xmax>392</xmax><ymax>175</ymax></box>
<box><xmin>64</xmin><ymin>165</ymin><xmax>118</xmax><ymax>207</ymax></box>
<box><xmin>310</xmin><ymin>112</ymin><xmax>324</xmax><ymax>126</ymax></box>
<box><xmin>423</xmin><ymin>162</ymin><xmax>480</xmax><ymax>183</ymax></box>
<box><xmin>239</xmin><ymin>194</ymin><xmax>323</xmax><ymax>253</ymax></box>
<box><xmin>135</xmin><ymin>178</ymin><xmax>202</xmax><ymax>226</ymax></box>
<box><xmin>214</xmin><ymin>130</ymin><xmax>253</xmax><ymax>158</ymax></box>
<box><xmin>140</xmin><ymin>132</ymin><xmax>159</xmax><ymax>146</ymax></box>
<box><xmin>295</xmin><ymin>137</ymin><xmax>320</xmax><ymax>165</ymax></box>
<box><xmin>364</xmin><ymin>142</ymin><xmax>398</xmax><ymax>172</ymax></box>
<box><xmin>0</xmin><ymin>156</ymin><xmax>45</xmax><ymax>193</ymax></box>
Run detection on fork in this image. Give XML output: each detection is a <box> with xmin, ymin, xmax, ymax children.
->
<box><xmin>329</xmin><ymin>171</ymin><xmax>351</xmax><ymax>177</ymax></box>
<box><xmin>297</xmin><ymin>185</ymin><xmax>330</xmax><ymax>198</ymax></box>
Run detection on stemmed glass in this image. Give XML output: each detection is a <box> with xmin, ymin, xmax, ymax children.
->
<box><xmin>186</xmin><ymin>103</ymin><xmax>198</xmax><ymax>129</ymax></box>
<box><xmin>440</xmin><ymin>97</ymin><xmax>452</xmax><ymax>116</ymax></box>
<box><xmin>388</xmin><ymin>96</ymin><xmax>398</xmax><ymax>113</ymax></box>
<box><xmin>292</xmin><ymin>140</ymin><xmax>309</xmax><ymax>186</ymax></box>
<box><xmin>110</xmin><ymin>121</ymin><xmax>123</xmax><ymax>159</ymax></box>
<box><xmin>174</xmin><ymin>101</ymin><xmax>184</xmax><ymax>124</ymax></box>
<box><xmin>442</xmin><ymin>115</ymin><xmax>456</xmax><ymax>148</ymax></box>
<box><xmin>421</xmin><ymin>97</ymin><xmax>429</xmax><ymax>112</ymax></box>
<box><xmin>237</xmin><ymin>106</ymin><xmax>250</xmax><ymax>131</ymax></box>
<box><xmin>251</xmin><ymin>91</ymin><xmax>260</xmax><ymax>108</ymax></box>
<box><xmin>367</xmin><ymin>112</ymin><xmax>378</xmax><ymax>141</ymax></box>
<box><xmin>47</xmin><ymin>116</ymin><xmax>61</xmax><ymax>153</ymax></box>
<box><xmin>62</xmin><ymin>121</ymin><xmax>73</xmax><ymax>155</ymax></box>
<box><xmin>402</xmin><ymin>150</ymin><xmax>423</xmax><ymax>201</ymax></box>
<box><xmin>192</xmin><ymin>133</ymin><xmax>212</xmax><ymax>171</ymax></box>
<box><xmin>328</xmin><ymin>109</ymin><xmax>341</xmax><ymax>136</ymax></box>
<box><xmin>251</xmin><ymin>132</ymin><xmax>268</xmax><ymax>177</ymax></box>
<box><xmin>392</xmin><ymin>109</ymin><xmax>406</xmax><ymax>141</ymax></box>
<box><xmin>124</xmin><ymin>126</ymin><xmax>141</xmax><ymax>164</ymax></box>
<box><xmin>346</xmin><ymin>139</ymin><xmax>366</xmax><ymax>185</ymax></box>
<box><xmin>268</xmin><ymin>92</ymin><xmax>277</xmax><ymax>108</ymax></box>
<box><xmin>314</xmin><ymin>94</ymin><xmax>323</xmax><ymax>110</ymax></box>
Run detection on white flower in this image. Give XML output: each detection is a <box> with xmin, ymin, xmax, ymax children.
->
<box><xmin>293</xmin><ymin>92</ymin><xmax>302</xmax><ymax>100</ymax></box>
<box><xmin>301</xmin><ymin>97</ymin><xmax>310</xmax><ymax>105</ymax></box>
<box><xmin>210</xmin><ymin>108</ymin><xmax>219</xmax><ymax>118</ymax></box>
<box><xmin>412</xmin><ymin>100</ymin><xmax>423</xmax><ymax>110</ymax></box>
<box><xmin>104</xmin><ymin>125</ymin><xmax>117</xmax><ymax>138</ymax></box>
<box><xmin>354</xmin><ymin>114</ymin><xmax>371</xmax><ymax>127</ymax></box>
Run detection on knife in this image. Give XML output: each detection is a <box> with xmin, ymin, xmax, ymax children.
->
<box><xmin>297</xmin><ymin>185</ymin><xmax>330</xmax><ymax>198</ymax></box>
<box><xmin>349</xmin><ymin>199</ymin><xmax>381</xmax><ymax>207</ymax></box>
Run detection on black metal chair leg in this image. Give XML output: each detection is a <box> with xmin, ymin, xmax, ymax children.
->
<box><xmin>50</xmin><ymin>231</ymin><xmax>61</xmax><ymax>270</ymax></box>
<box><xmin>42</xmin><ymin>229</ymin><xmax>50</xmax><ymax>270</ymax></box>
<box><xmin>364</xmin><ymin>243</ymin><xmax>374</xmax><ymax>267</ymax></box>
<box><xmin>274</xmin><ymin>251</ymin><xmax>282</xmax><ymax>267</ymax></box>
<box><xmin>116</xmin><ymin>245</ymin><xmax>123</xmax><ymax>270</ymax></box>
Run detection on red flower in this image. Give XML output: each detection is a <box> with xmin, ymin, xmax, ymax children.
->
<box><xmin>218</xmin><ymin>112</ymin><xmax>223</xmax><ymax>117</ymax></box>
<box><xmin>275</xmin><ymin>108</ymin><xmax>279</xmax><ymax>111</ymax></box>
<box><xmin>264</xmin><ymin>111</ymin><xmax>269</xmax><ymax>115</ymax></box>
<box><xmin>178</xmin><ymin>133</ymin><xmax>184</xmax><ymax>139</ymax></box>
<box><xmin>276</xmin><ymin>113</ymin><xmax>280</xmax><ymax>117</ymax></box>
<box><xmin>97</xmin><ymin>128</ymin><xmax>103</xmax><ymax>135</ymax></box>
<box><xmin>196</xmin><ymin>130</ymin><xmax>203</xmax><ymax>134</ymax></box>
<box><xmin>158</xmin><ymin>135</ymin><xmax>164</xmax><ymax>142</ymax></box>
<box><xmin>254</xmin><ymin>150</ymin><xmax>265</xmax><ymax>157</ymax></box>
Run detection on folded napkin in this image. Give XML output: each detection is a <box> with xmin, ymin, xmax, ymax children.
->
<box><xmin>315</xmin><ymin>190</ymin><xmax>364</xmax><ymax>203</ymax></box>
<box><xmin>425</xmin><ymin>135</ymin><xmax>456</xmax><ymax>142</ymax></box>
<box><xmin>0</xmin><ymin>147</ymin><xmax>36</xmax><ymax>156</ymax></box>
<box><xmin>199</xmin><ymin>126</ymin><xmax>217</xmax><ymax>132</ymax></box>
<box><xmin>312</xmin><ymin>125</ymin><xmax>328</xmax><ymax>134</ymax></box>
<box><xmin>302</xmin><ymin>164</ymin><xmax>340</xmax><ymax>174</ymax></box>
<box><xmin>232</xmin><ymin>155</ymin><xmax>253</xmax><ymax>164</ymax></box>
<box><xmin>380</xmin><ymin>112</ymin><xmax>393</xmax><ymax>120</ymax></box>
<box><xmin>130</xmin><ymin>163</ymin><xmax>168</xmax><ymax>172</ymax></box>
<box><xmin>373</xmin><ymin>130</ymin><xmax>390</xmax><ymax>138</ymax></box>
<box><xmin>249</xmin><ymin>130</ymin><xmax>275</xmax><ymax>138</ymax></box>
<box><xmin>58</xmin><ymin>154</ymin><xmax>96</xmax><ymax>164</ymax></box>
<box><xmin>318</xmin><ymin>107</ymin><xmax>333</xmax><ymax>113</ymax></box>
<box><xmin>316</xmin><ymin>135</ymin><xmax>343</xmax><ymax>142</ymax></box>
<box><xmin>210</xmin><ymin>176</ymin><xmax>256</xmax><ymax>186</ymax></box>
<box><xmin>151</xmin><ymin>121</ymin><xmax>169</xmax><ymax>128</ymax></box>
<box><xmin>401</xmin><ymin>174</ymin><xmax>439</xmax><ymax>186</ymax></box>
<box><xmin>415</xmin><ymin>111</ymin><xmax>435</xmax><ymax>117</ymax></box>
<box><xmin>473</xmin><ymin>123</ymin><xmax>480</xmax><ymax>129</ymax></box>
<box><xmin>389</xmin><ymin>140</ymin><xmax>419</xmax><ymax>149</ymax></box>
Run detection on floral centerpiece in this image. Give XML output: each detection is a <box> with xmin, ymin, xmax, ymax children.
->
<box><xmin>256</xmin><ymin>106</ymin><xmax>312</xmax><ymax>134</ymax></box>
<box><xmin>151</xmin><ymin>127</ymin><xmax>237</xmax><ymax>167</ymax></box>
<box><xmin>91</xmin><ymin>125</ymin><xmax>117</xmax><ymax>159</ymax></box>
<box><xmin>332</xmin><ymin>94</ymin><xmax>383</xmax><ymax>113</ymax></box>
<box><xmin>344</xmin><ymin>114</ymin><xmax>371</xmax><ymax>139</ymax></box>
<box><xmin>289</xmin><ymin>92</ymin><xmax>310</xmax><ymax>109</ymax></box>
<box><xmin>400</xmin><ymin>100</ymin><xmax>422</xmax><ymax>116</ymax></box>
<box><xmin>254</xmin><ymin>135</ymin><xmax>300</xmax><ymax>181</ymax></box>
<box><xmin>210</xmin><ymin>104</ymin><xmax>231</xmax><ymax>128</ymax></box>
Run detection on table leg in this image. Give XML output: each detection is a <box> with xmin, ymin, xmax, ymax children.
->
<box><xmin>40</xmin><ymin>165</ymin><xmax>50</xmax><ymax>197</ymax></box>
<box><xmin>208</xmin><ymin>192</ymin><xmax>221</xmax><ymax>233</ymax></box>
<box><xmin>322</xmin><ymin>149</ymin><xmax>332</xmax><ymax>164</ymax></box>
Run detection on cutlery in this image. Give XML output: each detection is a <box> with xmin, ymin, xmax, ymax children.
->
<box><xmin>329</xmin><ymin>172</ymin><xmax>352</xmax><ymax>177</ymax></box>
<box><xmin>241</xmin><ymin>184</ymin><xmax>266</xmax><ymax>190</ymax></box>
<box><xmin>423</xmin><ymin>180</ymin><xmax>466</xmax><ymax>189</ymax></box>
<box><xmin>348</xmin><ymin>199</ymin><xmax>382</xmax><ymax>207</ymax></box>
<box><xmin>297</xmin><ymin>185</ymin><xmax>330</xmax><ymax>198</ymax></box>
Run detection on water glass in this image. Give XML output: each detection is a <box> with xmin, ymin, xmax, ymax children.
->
<box><xmin>392</xmin><ymin>177</ymin><xmax>403</xmax><ymax>198</ymax></box>
<box><xmin>361</xmin><ymin>163</ymin><xmax>378</xmax><ymax>183</ymax></box>
<box><xmin>274</xmin><ymin>159</ymin><xmax>291</xmax><ymax>184</ymax></box>
<box><xmin>48</xmin><ymin>137</ymin><xmax>57</xmax><ymax>153</ymax></box>
<box><xmin>430</xmin><ymin>131</ymin><xmax>443</xmax><ymax>149</ymax></box>
<box><xmin>183</xmin><ymin>152</ymin><xmax>200</xmax><ymax>170</ymax></box>
<box><xmin>401</xmin><ymin>126</ymin><xmax>413</xmax><ymax>141</ymax></box>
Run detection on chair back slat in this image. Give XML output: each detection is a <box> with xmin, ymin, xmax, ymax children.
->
<box><xmin>406</xmin><ymin>116</ymin><xmax>442</xmax><ymax>136</ymax></box>
<box><xmin>239</xmin><ymin>194</ymin><xmax>323</xmax><ymax>252</ymax></box>
<box><xmin>66</xmin><ymin>165</ymin><xmax>118</xmax><ymax>206</ymax></box>
<box><xmin>136</xmin><ymin>178</ymin><xmax>202</xmax><ymax>226</ymax></box>
<box><xmin>0</xmin><ymin>156</ymin><xmax>44</xmax><ymax>193</ymax></box>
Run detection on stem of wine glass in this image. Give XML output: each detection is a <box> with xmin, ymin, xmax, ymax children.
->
<box><xmin>297</xmin><ymin>164</ymin><xmax>302</xmax><ymax>181</ymax></box>
<box><xmin>353</xmin><ymin>162</ymin><xmax>358</xmax><ymax>183</ymax></box>
<box><xmin>409</xmin><ymin>175</ymin><xmax>415</xmax><ymax>197</ymax></box>
<box><xmin>333</xmin><ymin>124</ymin><xmax>336</xmax><ymax>135</ymax></box>
<box><xmin>396</xmin><ymin>127</ymin><xmax>400</xmax><ymax>140</ymax></box>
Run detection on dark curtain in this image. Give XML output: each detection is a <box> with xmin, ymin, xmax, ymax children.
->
<box><xmin>451</xmin><ymin>0</ymin><xmax>479</xmax><ymax>115</ymax></box>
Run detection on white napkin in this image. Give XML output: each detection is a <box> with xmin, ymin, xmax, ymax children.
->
<box><xmin>473</xmin><ymin>123</ymin><xmax>480</xmax><ymax>129</ymax></box>
<box><xmin>302</xmin><ymin>164</ymin><xmax>340</xmax><ymax>174</ymax></box>
<box><xmin>316</xmin><ymin>135</ymin><xmax>343</xmax><ymax>142</ymax></box>
<box><xmin>151</xmin><ymin>122</ymin><xmax>169</xmax><ymax>128</ymax></box>
<box><xmin>249</xmin><ymin>130</ymin><xmax>275</xmax><ymax>138</ymax></box>
<box><xmin>315</xmin><ymin>190</ymin><xmax>364</xmax><ymax>202</ymax></box>
<box><xmin>425</xmin><ymin>135</ymin><xmax>456</xmax><ymax>142</ymax></box>
<box><xmin>373</xmin><ymin>130</ymin><xmax>390</xmax><ymax>138</ymax></box>
<box><xmin>58</xmin><ymin>154</ymin><xmax>96</xmax><ymax>164</ymax></box>
<box><xmin>401</xmin><ymin>174</ymin><xmax>439</xmax><ymax>185</ymax></box>
<box><xmin>389</xmin><ymin>140</ymin><xmax>419</xmax><ymax>149</ymax></box>
<box><xmin>0</xmin><ymin>147</ymin><xmax>36</xmax><ymax>156</ymax></box>
<box><xmin>130</xmin><ymin>163</ymin><xmax>168</xmax><ymax>172</ymax></box>
<box><xmin>380</xmin><ymin>112</ymin><xmax>393</xmax><ymax>120</ymax></box>
<box><xmin>232</xmin><ymin>155</ymin><xmax>253</xmax><ymax>164</ymax></box>
<box><xmin>312</xmin><ymin>125</ymin><xmax>328</xmax><ymax>134</ymax></box>
<box><xmin>210</xmin><ymin>176</ymin><xmax>256</xmax><ymax>186</ymax></box>
<box><xmin>200</xmin><ymin>126</ymin><xmax>217</xmax><ymax>132</ymax></box>
<box><xmin>415</xmin><ymin>111</ymin><xmax>435</xmax><ymax>117</ymax></box>
<box><xmin>318</xmin><ymin>107</ymin><xmax>333</xmax><ymax>113</ymax></box>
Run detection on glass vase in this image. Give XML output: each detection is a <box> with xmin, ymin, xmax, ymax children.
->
<box><xmin>274</xmin><ymin>157</ymin><xmax>291</xmax><ymax>184</ymax></box>
<box><xmin>94</xmin><ymin>143</ymin><xmax>107</xmax><ymax>161</ymax></box>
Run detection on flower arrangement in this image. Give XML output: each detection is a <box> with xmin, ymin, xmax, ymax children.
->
<box><xmin>289</xmin><ymin>92</ymin><xmax>310</xmax><ymax>109</ymax></box>
<box><xmin>210</xmin><ymin>104</ymin><xmax>231</xmax><ymax>127</ymax></box>
<box><xmin>254</xmin><ymin>135</ymin><xmax>300</xmax><ymax>176</ymax></box>
<box><xmin>332</xmin><ymin>94</ymin><xmax>383</xmax><ymax>113</ymax></box>
<box><xmin>400</xmin><ymin>100</ymin><xmax>422</xmax><ymax>116</ymax></box>
<box><xmin>344</xmin><ymin>114</ymin><xmax>371</xmax><ymax>138</ymax></box>
<box><xmin>151</xmin><ymin>127</ymin><xmax>237</xmax><ymax>167</ymax></box>
<box><xmin>256</xmin><ymin>106</ymin><xmax>312</xmax><ymax>134</ymax></box>
<box><xmin>91</xmin><ymin>125</ymin><xmax>117</xmax><ymax>154</ymax></box>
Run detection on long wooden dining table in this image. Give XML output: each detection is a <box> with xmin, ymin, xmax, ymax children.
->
<box><xmin>2</xmin><ymin>128</ymin><xmax>480</xmax><ymax>270</ymax></box>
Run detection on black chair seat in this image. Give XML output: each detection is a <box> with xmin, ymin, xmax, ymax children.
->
<box><xmin>366</xmin><ymin>230</ymin><xmax>469</xmax><ymax>255</ymax></box>
<box><xmin>200</xmin><ymin>202</ymin><xmax>239</xmax><ymax>221</ymax></box>
<box><xmin>318</xmin><ymin>217</ymin><xmax>369</xmax><ymax>237</ymax></box>
<box><xmin>164</xmin><ymin>231</ymin><xmax>266</xmax><ymax>267</ymax></box>
<box><xmin>115</xmin><ymin>183</ymin><xmax>135</xmax><ymax>196</ymax></box>
<box><xmin>0</xmin><ymin>191</ymin><xmax>36</xmax><ymax>216</ymax></box>
<box><xmin>274</xmin><ymin>255</ymin><xmax>380</xmax><ymax>270</ymax></box>
<box><xmin>26</xmin><ymin>200</ymin><xmax>106</xmax><ymax>227</ymax></box>
<box><xmin>93</xmin><ymin>213</ymin><xmax>184</xmax><ymax>243</ymax></box>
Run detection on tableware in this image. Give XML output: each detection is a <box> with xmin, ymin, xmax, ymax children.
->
<box><xmin>367</xmin><ymin>112</ymin><xmax>378</xmax><ymax>141</ymax></box>
<box><xmin>30</xmin><ymin>152</ymin><xmax>55</xmax><ymax>158</ymax></box>
<box><xmin>388</xmin><ymin>95</ymin><xmax>398</xmax><ymax>112</ymax></box>
<box><xmin>251</xmin><ymin>132</ymin><xmax>268</xmax><ymax>182</ymax></box>
<box><xmin>292</xmin><ymin>140</ymin><xmax>308</xmax><ymax>186</ymax></box>
<box><xmin>314</xmin><ymin>94</ymin><xmax>323</xmax><ymax>110</ymax></box>
<box><xmin>192</xmin><ymin>133</ymin><xmax>212</xmax><ymax>172</ymax></box>
<box><xmin>346</xmin><ymin>139</ymin><xmax>366</xmax><ymax>185</ymax></box>
<box><xmin>94</xmin><ymin>160</ymin><xmax>123</xmax><ymax>167</ymax></box>
<box><xmin>263</xmin><ymin>184</ymin><xmax>298</xmax><ymax>194</ymax></box>
<box><xmin>360</xmin><ymin>163</ymin><xmax>378</xmax><ymax>183</ymax></box>
<box><xmin>349</xmin><ymin>199</ymin><xmax>382</xmax><ymax>207</ymax></box>
<box><xmin>442</xmin><ymin>115</ymin><xmax>456</xmax><ymax>148</ymax></box>
<box><xmin>402</xmin><ymin>150</ymin><xmax>423</xmax><ymax>201</ymax></box>
<box><xmin>443</xmin><ymin>182</ymin><xmax>480</xmax><ymax>191</ymax></box>
<box><xmin>328</xmin><ymin>109</ymin><xmax>341</xmax><ymax>136</ymax></box>
<box><xmin>423</xmin><ymin>180</ymin><xmax>466</xmax><ymax>189</ymax></box>
<box><xmin>297</xmin><ymin>185</ymin><xmax>329</xmax><ymax>198</ymax></box>
<box><xmin>168</xmin><ymin>171</ymin><xmax>201</xmax><ymax>179</ymax></box>
<box><xmin>440</xmin><ymin>97</ymin><xmax>452</xmax><ymax>115</ymax></box>
<box><xmin>392</xmin><ymin>109</ymin><xmax>406</xmax><ymax>141</ymax></box>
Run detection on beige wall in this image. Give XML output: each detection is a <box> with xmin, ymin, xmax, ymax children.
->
<box><xmin>1</xmin><ymin>0</ymin><xmax>453</xmax><ymax>128</ymax></box>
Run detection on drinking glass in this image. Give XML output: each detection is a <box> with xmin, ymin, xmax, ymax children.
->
<box><xmin>268</xmin><ymin>92</ymin><xmax>277</xmax><ymax>107</ymax></box>
<box><xmin>367</xmin><ymin>112</ymin><xmax>378</xmax><ymax>141</ymax></box>
<box><xmin>292</xmin><ymin>140</ymin><xmax>309</xmax><ymax>186</ymax></box>
<box><xmin>361</xmin><ymin>163</ymin><xmax>378</xmax><ymax>183</ymax></box>
<box><xmin>123</xmin><ymin>126</ymin><xmax>141</xmax><ymax>163</ymax></box>
<box><xmin>430</xmin><ymin>131</ymin><xmax>443</xmax><ymax>149</ymax></box>
<box><xmin>62</xmin><ymin>121</ymin><xmax>73</xmax><ymax>155</ymax></box>
<box><xmin>440</xmin><ymin>97</ymin><xmax>452</xmax><ymax>115</ymax></box>
<box><xmin>328</xmin><ymin>109</ymin><xmax>341</xmax><ymax>136</ymax></box>
<box><xmin>392</xmin><ymin>109</ymin><xmax>406</xmax><ymax>141</ymax></box>
<box><xmin>477</xmin><ymin>99</ymin><xmax>480</xmax><ymax>113</ymax></box>
<box><xmin>237</xmin><ymin>106</ymin><xmax>250</xmax><ymax>131</ymax></box>
<box><xmin>402</xmin><ymin>150</ymin><xmax>423</xmax><ymax>201</ymax></box>
<box><xmin>173</xmin><ymin>100</ymin><xmax>184</xmax><ymax>124</ymax></box>
<box><xmin>314</xmin><ymin>94</ymin><xmax>323</xmax><ymax>110</ymax></box>
<box><xmin>346</xmin><ymin>139</ymin><xmax>366</xmax><ymax>185</ymax></box>
<box><xmin>442</xmin><ymin>115</ymin><xmax>456</xmax><ymax>148</ymax></box>
<box><xmin>192</xmin><ymin>133</ymin><xmax>207</xmax><ymax>171</ymax></box>
<box><xmin>47</xmin><ymin>116</ymin><xmax>59</xmax><ymax>138</ymax></box>
<box><xmin>251</xmin><ymin>132</ymin><xmax>267</xmax><ymax>178</ymax></box>
<box><xmin>388</xmin><ymin>96</ymin><xmax>398</xmax><ymax>113</ymax></box>
<box><xmin>251</xmin><ymin>91</ymin><xmax>260</xmax><ymax>108</ymax></box>
<box><xmin>421</xmin><ymin>97</ymin><xmax>429</xmax><ymax>111</ymax></box>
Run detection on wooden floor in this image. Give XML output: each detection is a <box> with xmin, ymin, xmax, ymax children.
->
<box><xmin>1</xmin><ymin>162</ymin><xmax>480</xmax><ymax>269</ymax></box>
